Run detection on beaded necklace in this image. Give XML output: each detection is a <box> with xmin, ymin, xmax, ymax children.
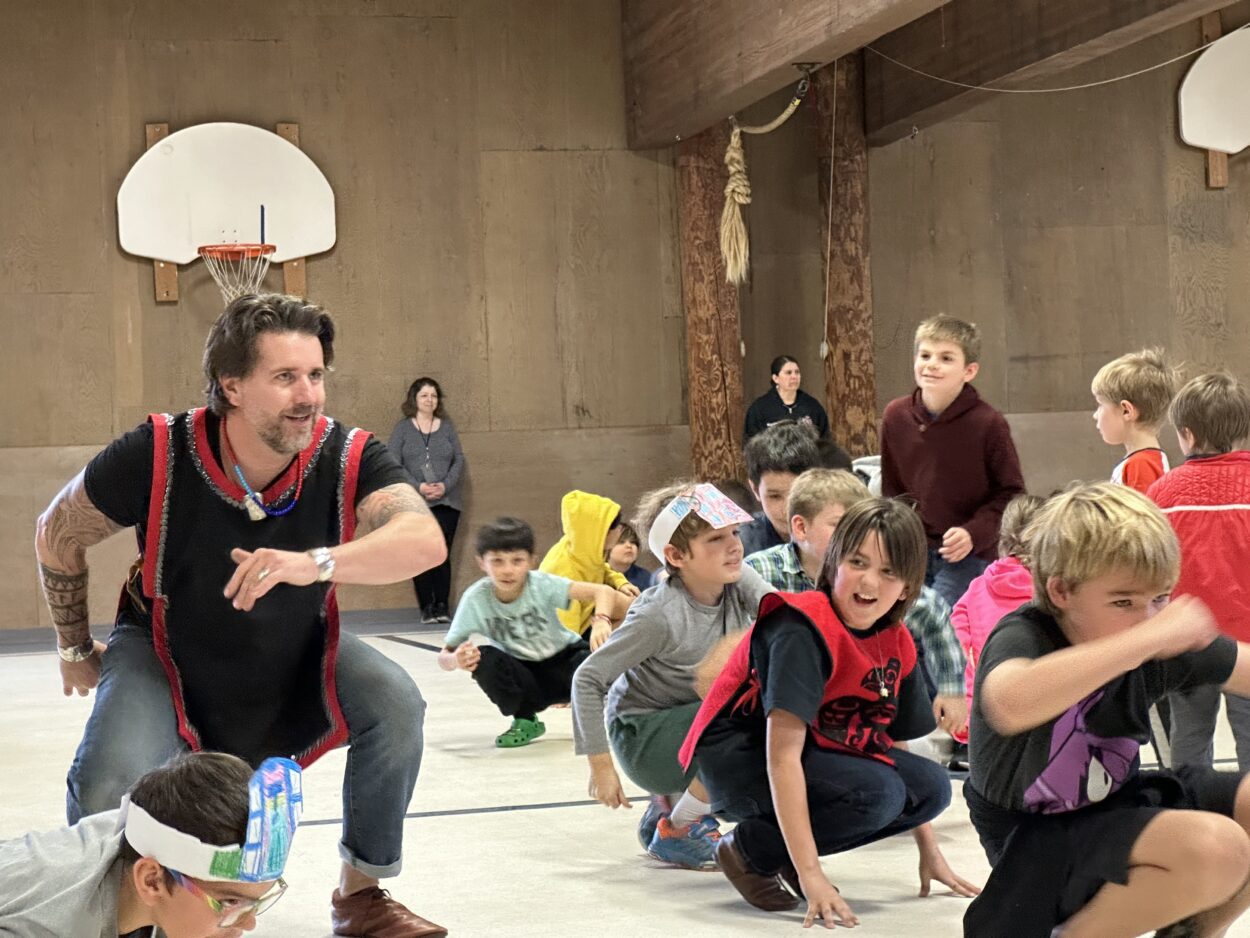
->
<box><xmin>220</xmin><ymin>417</ymin><xmax>304</xmax><ymax>521</ymax></box>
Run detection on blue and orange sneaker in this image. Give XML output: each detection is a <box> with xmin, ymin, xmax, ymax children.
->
<box><xmin>637</xmin><ymin>795</ymin><xmax>671</xmax><ymax>850</ymax></box>
<box><xmin>647</xmin><ymin>815</ymin><xmax>721</xmax><ymax>871</ymax></box>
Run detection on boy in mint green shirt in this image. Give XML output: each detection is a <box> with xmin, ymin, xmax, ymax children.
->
<box><xmin>439</xmin><ymin>516</ymin><xmax>631</xmax><ymax>747</ymax></box>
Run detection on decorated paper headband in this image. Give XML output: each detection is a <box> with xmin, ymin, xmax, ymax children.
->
<box><xmin>647</xmin><ymin>483</ymin><xmax>753</xmax><ymax>560</ymax></box>
<box><xmin>117</xmin><ymin>757</ymin><xmax>303</xmax><ymax>883</ymax></box>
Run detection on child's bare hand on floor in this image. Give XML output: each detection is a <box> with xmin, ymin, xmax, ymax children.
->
<box><xmin>801</xmin><ymin>877</ymin><xmax>857</xmax><ymax>930</ymax></box>
<box><xmin>587</xmin><ymin>756</ymin><xmax>632</xmax><ymax>809</ymax></box>
<box><xmin>918</xmin><ymin>843</ymin><xmax>981</xmax><ymax>898</ymax></box>
<box><xmin>454</xmin><ymin>641</ymin><xmax>480</xmax><ymax>671</ymax></box>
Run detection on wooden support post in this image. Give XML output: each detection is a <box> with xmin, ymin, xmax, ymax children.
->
<box><xmin>1200</xmin><ymin>12</ymin><xmax>1229</xmax><ymax>189</ymax></box>
<box><xmin>274</xmin><ymin>122</ymin><xmax>309</xmax><ymax>296</ymax></box>
<box><xmin>815</xmin><ymin>55</ymin><xmax>877</xmax><ymax>458</ymax></box>
<box><xmin>145</xmin><ymin>123</ymin><xmax>179</xmax><ymax>303</ymax></box>
<box><xmin>676</xmin><ymin>122</ymin><xmax>747</xmax><ymax>480</ymax></box>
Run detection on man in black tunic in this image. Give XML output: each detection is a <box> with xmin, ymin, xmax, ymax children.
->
<box><xmin>35</xmin><ymin>294</ymin><xmax>451</xmax><ymax>937</ymax></box>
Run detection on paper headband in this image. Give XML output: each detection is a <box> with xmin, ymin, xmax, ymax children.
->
<box><xmin>647</xmin><ymin>483</ymin><xmax>753</xmax><ymax>560</ymax></box>
<box><xmin>118</xmin><ymin>757</ymin><xmax>303</xmax><ymax>883</ymax></box>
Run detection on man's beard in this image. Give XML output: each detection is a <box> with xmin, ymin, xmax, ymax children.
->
<box><xmin>258</xmin><ymin>408</ymin><xmax>319</xmax><ymax>456</ymax></box>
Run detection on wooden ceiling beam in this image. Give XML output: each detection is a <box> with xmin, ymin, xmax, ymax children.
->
<box><xmin>622</xmin><ymin>0</ymin><xmax>948</xmax><ymax>151</ymax></box>
<box><xmin>864</xmin><ymin>0</ymin><xmax>1234</xmax><ymax>146</ymax></box>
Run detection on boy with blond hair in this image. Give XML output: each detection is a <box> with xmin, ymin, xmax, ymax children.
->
<box><xmin>1092</xmin><ymin>347</ymin><xmax>1182</xmax><ymax>493</ymax></box>
<box><xmin>965</xmin><ymin>482</ymin><xmax>1250</xmax><ymax>938</ymax></box>
<box><xmin>1149</xmin><ymin>372</ymin><xmax>1250</xmax><ymax>771</ymax></box>
<box><xmin>746</xmin><ymin>468</ymin><xmax>967</xmax><ymax>736</ymax></box>
<box><xmin>880</xmin><ymin>315</ymin><xmax>1025</xmax><ymax>609</ymax></box>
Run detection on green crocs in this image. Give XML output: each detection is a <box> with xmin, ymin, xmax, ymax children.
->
<box><xmin>495</xmin><ymin>717</ymin><xmax>546</xmax><ymax>748</ymax></box>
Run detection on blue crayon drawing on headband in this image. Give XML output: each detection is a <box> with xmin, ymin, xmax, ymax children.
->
<box><xmin>1022</xmin><ymin>690</ymin><xmax>1140</xmax><ymax>814</ymax></box>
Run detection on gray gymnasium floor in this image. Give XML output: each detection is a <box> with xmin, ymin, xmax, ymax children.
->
<box><xmin>2</xmin><ymin>625</ymin><xmax>1247</xmax><ymax>937</ymax></box>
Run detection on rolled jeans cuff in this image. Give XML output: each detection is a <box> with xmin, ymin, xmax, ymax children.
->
<box><xmin>338</xmin><ymin>841</ymin><xmax>402</xmax><ymax>879</ymax></box>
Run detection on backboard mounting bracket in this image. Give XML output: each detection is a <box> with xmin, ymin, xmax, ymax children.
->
<box><xmin>145</xmin><ymin>122</ymin><xmax>179</xmax><ymax>303</ymax></box>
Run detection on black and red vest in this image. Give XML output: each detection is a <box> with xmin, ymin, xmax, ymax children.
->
<box><xmin>126</xmin><ymin>408</ymin><xmax>369</xmax><ymax>768</ymax></box>
<box><xmin>679</xmin><ymin>591</ymin><xmax>918</xmax><ymax>769</ymax></box>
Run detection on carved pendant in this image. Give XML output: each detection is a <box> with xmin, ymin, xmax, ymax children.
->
<box><xmin>245</xmin><ymin>494</ymin><xmax>267</xmax><ymax>522</ymax></box>
<box><xmin>879</xmin><ymin>683</ymin><xmax>889</xmax><ymax>698</ymax></box>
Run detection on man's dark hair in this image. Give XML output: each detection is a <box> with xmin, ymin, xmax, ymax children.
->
<box><xmin>203</xmin><ymin>293</ymin><xmax>336</xmax><ymax>416</ymax></box>
<box><xmin>744</xmin><ymin>421</ymin><xmax>820</xmax><ymax>485</ymax></box>
<box><xmin>475</xmin><ymin>517</ymin><xmax>536</xmax><ymax>556</ymax></box>
<box><xmin>118</xmin><ymin>752</ymin><xmax>254</xmax><ymax>868</ymax></box>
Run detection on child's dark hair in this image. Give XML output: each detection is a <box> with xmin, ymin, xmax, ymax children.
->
<box><xmin>118</xmin><ymin>752</ymin><xmax>254</xmax><ymax>870</ymax></box>
<box><xmin>617</xmin><ymin>522</ymin><xmax>640</xmax><ymax>547</ymax></box>
<box><xmin>817</xmin><ymin>497</ymin><xmax>927</xmax><ymax>626</ymax></box>
<box><xmin>608</xmin><ymin>512</ymin><xmax>622</xmax><ymax>531</ymax></box>
<box><xmin>816</xmin><ymin>437</ymin><xmax>852</xmax><ymax>470</ymax></box>
<box><xmin>744</xmin><ymin>421</ymin><xmax>820</xmax><ymax>485</ymax></box>
<box><xmin>475</xmin><ymin>517</ymin><xmax>536</xmax><ymax>555</ymax></box>
<box><xmin>713</xmin><ymin>477</ymin><xmax>757</xmax><ymax>513</ymax></box>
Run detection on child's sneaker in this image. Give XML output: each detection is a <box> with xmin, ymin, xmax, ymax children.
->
<box><xmin>637</xmin><ymin>795</ymin><xmax>671</xmax><ymax>849</ymax></box>
<box><xmin>647</xmin><ymin>815</ymin><xmax>721</xmax><ymax>870</ymax></box>
<box><xmin>494</xmin><ymin>717</ymin><xmax>546</xmax><ymax>748</ymax></box>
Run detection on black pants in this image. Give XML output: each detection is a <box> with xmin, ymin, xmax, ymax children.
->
<box><xmin>471</xmin><ymin>643</ymin><xmax>590</xmax><ymax>720</ymax></box>
<box><xmin>412</xmin><ymin>505</ymin><xmax>460</xmax><ymax>612</ymax></box>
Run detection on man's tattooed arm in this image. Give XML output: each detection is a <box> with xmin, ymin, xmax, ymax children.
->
<box><xmin>34</xmin><ymin>471</ymin><xmax>123</xmax><ymax>647</ymax></box>
<box><xmin>356</xmin><ymin>481</ymin><xmax>434</xmax><ymax>533</ymax></box>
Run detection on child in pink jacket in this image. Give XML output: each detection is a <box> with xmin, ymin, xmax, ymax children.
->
<box><xmin>951</xmin><ymin>493</ymin><xmax>1045</xmax><ymax>742</ymax></box>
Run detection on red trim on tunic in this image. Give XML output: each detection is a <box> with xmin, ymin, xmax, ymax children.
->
<box><xmin>297</xmin><ymin>429</ymin><xmax>371</xmax><ymax>767</ymax></box>
<box><xmin>191</xmin><ymin>408</ymin><xmax>329</xmax><ymax>502</ymax></box>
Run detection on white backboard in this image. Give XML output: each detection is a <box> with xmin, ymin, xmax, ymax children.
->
<box><xmin>118</xmin><ymin>122</ymin><xmax>336</xmax><ymax>264</ymax></box>
<box><xmin>1180</xmin><ymin>29</ymin><xmax>1250</xmax><ymax>155</ymax></box>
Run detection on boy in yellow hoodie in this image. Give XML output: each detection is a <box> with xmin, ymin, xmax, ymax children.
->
<box><xmin>541</xmin><ymin>490</ymin><xmax>642</xmax><ymax>637</ymax></box>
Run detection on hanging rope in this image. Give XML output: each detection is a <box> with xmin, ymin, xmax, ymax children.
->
<box><xmin>720</xmin><ymin>73</ymin><xmax>812</xmax><ymax>285</ymax></box>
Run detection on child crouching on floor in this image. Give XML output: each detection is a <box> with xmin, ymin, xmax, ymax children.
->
<box><xmin>439</xmin><ymin>517</ymin><xmax>630</xmax><ymax>748</ymax></box>
<box><xmin>572</xmin><ymin>481</ymin><xmax>774</xmax><ymax>871</ymax></box>
<box><xmin>681</xmin><ymin>497</ymin><xmax>979</xmax><ymax>928</ymax></box>
<box><xmin>964</xmin><ymin>483</ymin><xmax>1250</xmax><ymax>938</ymax></box>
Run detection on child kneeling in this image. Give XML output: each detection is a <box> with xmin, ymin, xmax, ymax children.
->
<box><xmin>965</xmin><ymin>483</ymin><xmax>1250</xmax><ymax>938</ymax></box>
<box><xmin>682</xmin><ymin>497</ymin><xmax>978</xmax><ymax>927</ymax></box>
<box><xmin>440</xmin><ymin>517</ymin><xmax>629</xmax><ymax>748</ymax></box>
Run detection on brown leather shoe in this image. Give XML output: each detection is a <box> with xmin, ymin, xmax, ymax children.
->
<box><xmin>715</xmin><ymin>829</ymin><xmax>801</xmax><ymax>912</ymax></box>
<box><xmin>331</xmin><ymin>887</ymin><xmax>448</xmax><ymax>937</ymax></box>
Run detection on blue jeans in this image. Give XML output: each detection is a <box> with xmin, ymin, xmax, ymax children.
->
<box><xmin>728</xmin><ymin>747</ymin><xmax>951</xmax><ymax>874</ymax></box>
<box><xmin>926</xmin><ymin>548</ymin><xmax>988</xmax><ymax>609</ymax></box>
<box><xmin>66</xmin><ymin>619</ymin><xmax>425</xmax><ymax>878</ymax></box>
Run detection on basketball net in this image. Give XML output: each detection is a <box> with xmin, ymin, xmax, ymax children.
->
<box><xmin>198</xmin><ymin>244</ymin><xmax>276</xmax><ymax>302</ymax></box>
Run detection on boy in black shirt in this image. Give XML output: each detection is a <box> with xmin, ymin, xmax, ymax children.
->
<box><xmin>966</xmin><ymin>482</ymin><xmax>1250</xmax><ymax>937</ymax></box>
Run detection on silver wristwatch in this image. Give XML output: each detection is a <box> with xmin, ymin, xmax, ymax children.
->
<box><xmin>308</xmin><ymin>547</ymin><xmax>336</xmax><ymax>583</ymax></box>
<box><xmin>58</xmin><ymin>638</ymin><xmax>96</xmax><ymax>663</ymax></box>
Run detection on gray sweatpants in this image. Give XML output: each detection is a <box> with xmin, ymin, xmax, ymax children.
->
<box><xmin>1169</xmin><ymin>684</ymin><xmax>1250</xmax><ymax>771</ymax></box>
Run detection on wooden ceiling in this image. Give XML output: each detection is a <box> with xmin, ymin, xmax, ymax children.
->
<box><xmin>622</xmin><ymin>0</ymin><xmax>1236</xmax><ymax>150</ymax></box>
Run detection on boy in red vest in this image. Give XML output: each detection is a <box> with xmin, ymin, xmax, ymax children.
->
<box><xmin>1091</xmin><ymin>347</ymin><xmax>1181</xmax><ymax>494</ymax></box>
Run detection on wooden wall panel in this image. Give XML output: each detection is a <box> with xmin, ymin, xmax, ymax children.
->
<box><xmin>471</xmin><ymin>0</ymin><xmax>627</xmax><ymax>152</ymax></box>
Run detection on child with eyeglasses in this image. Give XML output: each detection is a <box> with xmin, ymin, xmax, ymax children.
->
<box><xmin>0</xmin><ymin>751</ymin><xmax>298</xmax><ymax>937</ymax></box>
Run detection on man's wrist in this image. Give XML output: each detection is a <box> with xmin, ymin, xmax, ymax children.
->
<box><xmin>307</xmin><ymin>547</ymin><xmax>336</xmax><ymax>583</ymax></box>
<box><xmin>57</xmin><ymin>637</ymin><xmax>96</xmax><ymax>663</ymax></box>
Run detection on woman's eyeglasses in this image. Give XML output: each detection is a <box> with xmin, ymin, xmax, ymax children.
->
<box><xmin>166</xmin><ymin>869</ymin><xmax>288</xmax><ymax>927</ymax></box>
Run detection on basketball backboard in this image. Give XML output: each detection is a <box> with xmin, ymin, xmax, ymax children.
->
<box><xmin>117</xmin><ymin>122</ymin><xmax>336</xmax><ymax>264</ymax></box>
<box><xmin>1180</xmin><ymin>29</ymin><xmax>1250</xmax><ymax>155</ymax></box>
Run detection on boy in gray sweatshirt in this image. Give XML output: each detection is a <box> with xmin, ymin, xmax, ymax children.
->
<box><xmin>573</xmin><ymin>482</ymin><xmax>773</xmax><ymax>871</ymax></box>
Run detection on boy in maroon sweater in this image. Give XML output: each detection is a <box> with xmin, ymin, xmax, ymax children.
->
<box><xmin>880</xmin><ymin>315</ymin><xmax>1025</xmax><ymax>609</ymax></box>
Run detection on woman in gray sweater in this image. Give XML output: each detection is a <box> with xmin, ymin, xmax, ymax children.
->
<box><xmin>388</xmin><ymin>377</ymin><xmax>466</xmax><ymax>623</ymax></box>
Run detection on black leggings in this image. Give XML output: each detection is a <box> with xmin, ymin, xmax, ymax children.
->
<box><xmin>471</xmin><ymin>643</ymin><xmax>590</xmax><ymax>720</ymax></box>
<box><xmin>412</xmin><ymin>505</ymin><xmax>460</xmax><ymax>611</ymax></box>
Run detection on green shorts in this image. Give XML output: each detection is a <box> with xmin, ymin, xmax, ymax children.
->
<box><xmin>608</xmin><ymin>701</ymin><xmax>701</xmax><ymax>797</ymax></box>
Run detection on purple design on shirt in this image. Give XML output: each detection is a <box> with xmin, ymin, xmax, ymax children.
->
<box><xmin>1022</xmin><ymin>690</ymin><xmax>1140</xmax><ymax>814</ymax></box>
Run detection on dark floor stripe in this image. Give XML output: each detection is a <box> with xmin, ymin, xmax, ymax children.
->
<box><xmin>299</xmin><ymin>795</ymin><xmax>650</xmax><ymax>828</ymax></box>
<box><xmin>377</xmin><ymin>634</ymin><xmax>444</xmax><ymax>653</ymax></box>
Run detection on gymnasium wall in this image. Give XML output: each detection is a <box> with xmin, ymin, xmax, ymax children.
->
<box><xmin>0</xmin><ymin>0</ymin><xmax>689</xmax><ymax>632</ymax></box>
<box><xmin>743</xmin><ymin>5</ymin><xmax>1250</xmax><ymax>495</ymax></box>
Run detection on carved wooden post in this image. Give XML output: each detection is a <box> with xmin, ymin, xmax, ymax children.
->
<box><xmin>815</xmin><ymin>54</ymin><xmax>877</xmax><ymax>458</ymax></box>
<box><xmin>676</xmin><ymin>122</ymin><xmax>746</xmax><ymax>479</ymax></box>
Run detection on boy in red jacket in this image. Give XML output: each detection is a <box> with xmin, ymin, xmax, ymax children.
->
<box><xmin>1149</xmin><ymin>372</ymin><xmax>1250</xmax><ymax>770</ymax></box>
<box><xmin>880</xmin><ymin>315</ymin><xmax>1025</xmax><ymax>609</ymax></box>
